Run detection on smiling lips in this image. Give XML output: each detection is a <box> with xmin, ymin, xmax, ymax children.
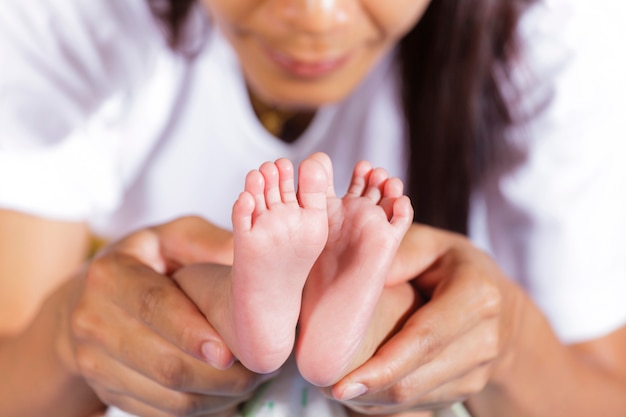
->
<box><xmin>263</xmin><ymin>46</ymin><xmax>352</xmax><ymax>79</ymax></box>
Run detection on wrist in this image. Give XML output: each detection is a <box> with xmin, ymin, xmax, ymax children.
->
<box><xmin>2</xmin><ymin>274</ymin><xmax>104</xmax><ymax>416</ymax></box>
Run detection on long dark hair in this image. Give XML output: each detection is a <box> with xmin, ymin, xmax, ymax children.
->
<box><xmin>148</xmin><ymin>0</ymin><xmax>534</xmax><ymax>234</ymax></box>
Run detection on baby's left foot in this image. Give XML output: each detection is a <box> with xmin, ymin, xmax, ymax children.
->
<box><xmin>297</xmin><ymin>155</ymin><xmax>414</xmax><ymax>386</ymax></box>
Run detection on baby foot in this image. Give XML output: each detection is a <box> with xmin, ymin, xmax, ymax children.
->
<box><xmin>230</xmin><ymin>157</ymin><xmax>329</xmax><ymax>374</ymax></box>
<box><xmin>296</xmin><ymin>154</ymin><xmax>414</xmax><ymax>386</ymax></box>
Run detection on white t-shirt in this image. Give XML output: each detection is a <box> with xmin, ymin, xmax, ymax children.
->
<box><xmin>1</xmin><ymin>0</ymin><xmax>625</xmax><ymax>349</ymax></box>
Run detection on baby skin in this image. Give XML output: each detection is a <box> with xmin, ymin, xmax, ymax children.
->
<box><xmin>296</xmin><ymin>153</ymin><xmax>414</xmax><ymax>387</ymax></box>
<box><xmin>173</xmin><ymin>153</ymin><xmax>413</xmax><ymax>381</ymax></box>
<box><xmin>229</xmin><ymin>157</ymin><xmax>329</xmax><ymax>373</ymax></box>
<box><xmin>173</xmin><ymin>156</ymin><xmax>329</xmax><ymax>374</ymax></box>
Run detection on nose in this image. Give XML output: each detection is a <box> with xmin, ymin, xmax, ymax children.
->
<box><xmin>271</xmin><ymin>0</ymin><xmax>353</xmax><ymax>34</ymax></box>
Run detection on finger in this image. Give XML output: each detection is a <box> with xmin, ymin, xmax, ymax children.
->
<box><xmin>84</xmin><ymin>254</ymin><xmax>232</xmax><ymax>368</ymax></box>
<box><xmin>346</xmin><ymin>406</ymin><xmax>437</xmax><ymax>417</ymax></box>
<box><xmin>171</xmin><ymin>263</ymin><xmax>240</xmax><ymax>367</ymax></box>
<box><xmin>344</xmin><ymin>397</ymin><xmax>460</xmax><ymax>416</ymax></box>
<box><xmin>386</xmin><ymin>224</ymin><xmax>460</xmax><ymax>286</ymax></box>
<box><xmin>103</xmin><ymin>216</ymin><xmax>234</xmax><ymax>271</ymax></box>
<box><xmin>102</xmin><ymin>398</ymin><xmax>237</xmax><ymax>417</ymax></box>
<box><xmin>76</xmin><ymin>296</ymin><xmax>267</xmax><ymax>396</ymax></box>
<box><xmin>154</xmin><ymin>216</ymin><xmax>234</xmax><ymax>266</ymax></box>
<box><xmin>338</xmin><ymin>321</ymin><xmax>496</xmax><ymax>408</ymax></box>
<box><xmin>79</xmin><ymin>304</ymin><xmax>253</xmax><ymax>395</ymax></box>
<box><xmin>342</xmin><ymin>363</ymin><xmax>490</xmax><ymax>415</ymax></box>
<box><xmin>82</xmin><ymin>344</ymin><xmax>252</xmax><ymax>417</ymax></box>
<box><xmin>334</xmin><ymin>262</ymin><xmax>499</xmax><ymax>399</ymax></box>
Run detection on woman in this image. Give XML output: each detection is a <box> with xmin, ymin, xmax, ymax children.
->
<box><xmin>1</xmin><ymin>0</ymin><xmax>625</xmax><ymax>416</ymax></box>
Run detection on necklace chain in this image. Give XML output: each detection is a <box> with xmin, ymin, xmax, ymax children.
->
<box><xmin>248</xmin><ymin>90</ymin><xmax>314</xmax><ymax>142</ymax></box>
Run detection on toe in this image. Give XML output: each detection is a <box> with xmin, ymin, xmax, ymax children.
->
<box><xmin>363</xmin><ymin>167</ymin><xmax>389</xmax><ymax>203</ymax></box>
<box><xmin>308</xmin><ymin>152</ymin><xmax>336</xmax><ymax>198</ymax></box>
<box><xmin>346</xmin><ymin>160</ymin><xmax>372</xmax><ymax>198</ymax></box>
<box><xmin>297</xmin><ymin>158</ymin><xmax>329</xmax><ymax>211</ymax></box>
<box><xmin>259</xmin><ymin>162</ymin><xmax>282</xmax><ymax>207</ymax></box>
<box><xmin>390</xmin><ymin>195</ymin><xmax>414</xmax><ymax>230</ymax></box>
<box><xmin>245</xmin><ymin>170</ymin><xmax>268</xmax><ymax>215</ymax></box>
<box><xmin>275</xmin><ymin>158</ymin><xmax>298</xmax><ymax>204</ymax></box>
<box><xmin>232</xmin><ymin>191</ymin><xmax>255</xmax><ymax>233</ymax></box>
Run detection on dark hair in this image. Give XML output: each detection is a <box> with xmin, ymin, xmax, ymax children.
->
<box><xmin>147</xmin><ymin>0</ymin><xmax>196</xmax><ymax>48</ymax></box>
<box><xmin>148</xmin><ymin>0</ymin><xmax>534</xmax><ymax>234</ymax></box>
<box><xmin>399</xmin><ymin>0</ymin><xmax>534</xmax><ymax>233</ymax></box>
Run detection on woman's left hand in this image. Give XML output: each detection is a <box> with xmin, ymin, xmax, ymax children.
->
<box><xmin>67</xmin><ymin>216</ymin><xmax>277</xmax><ymax>417</ymax></box>
<box><xmin>330</xmin><ymin>223</ymin><xmax>526</xmax><ymax>414</ymax></box>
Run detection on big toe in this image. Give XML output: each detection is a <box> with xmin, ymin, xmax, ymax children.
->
<box><xmin>298</xmin><ymin>159</ymin><xmax>329</xmax><ymax>210</ymax></box>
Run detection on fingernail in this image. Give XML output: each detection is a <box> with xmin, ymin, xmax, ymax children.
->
<box><xmin>337</xmin><ymin>383</ymin><xmax>368</xmax><ymax>401</ymax></box>
<box><xmin>202</xmin><ymin>340</ymin><xmax>234</xmax><ymax>370</ymax></box>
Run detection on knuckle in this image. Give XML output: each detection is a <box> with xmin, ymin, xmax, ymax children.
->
<box><xmin>74</xmin><ymin>346</ymin><xmax>99</xmax><ymax>380</ymax></box>
<box><xmin>371</xmin><ymin>361</ymin><xmax>402</xmax><ymax>391</ymax></box>
<box><xmin>386</xmin><ymin>379</ymin><xmax>415</xmax><ymax>405</ymax></box>
<box><xmin>85</xmin><ymin>253</ymin><xmax>125</xmax><ymax>299</ymax></box>
<box><xmin>478</xmin><ymin>280</ymin><xmax>502</xmax><ymax>318</ymax></box>
<box><xmin>70</xmin><ymin>302</ymin><xmax>103</xmax><ymax>342</ymax></box>
<box><xmin>86</xmin><ymin>255</ymin><xmax>115</xmax><ymax>286</ymax></box>
<box><xmin>482</xmin><ymin>329</ymin><xmax>500</xmax><ymax>361</ymax></box>
<box><xmin>138</xmin><ymin>285</ymin><xmax>166</xmax><ymax>326</ymax></box>
<box><xmin>415</xmin><ymin>328</ymin><xmax>441</xmax><ymax>362</ymax></box>
<box><xmin>155</xmin><ymin>355</ymin><xmax>190</xmax><ymax>390</ymax></box>
<box><xmin>177</xmin><ymin>325</ymin><xmax>197</xmax><ymax>353</ymax></box>
<box><xmin>69</xmin><ymin>303</ymin><xmax>89</xmax><ymax>338</ymax></box>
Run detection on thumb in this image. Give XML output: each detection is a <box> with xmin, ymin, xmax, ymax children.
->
<box><xmin>386</xmin><ymin>224</ymin><xmax>457</xmax><ymax>286</ymax></box>
<box><xmin>151</xmin><ymin>215</ymin><xmax>234</xmax><ymax>267</ymax></box>
<box><xmin>99</xmin><ymin>216</ymin><xmax>234</xmax><ymax>274</ymax></box>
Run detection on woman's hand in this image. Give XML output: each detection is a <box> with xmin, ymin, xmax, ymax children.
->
<box><xmin>66</xmin><ymin>216</ymin><xmax>274</xmax><ymax>417</ymax></box>
<box><xmin>330</xmin><ymin>224</ymin><xmax>526</xmax><ymax>415</ymax></box>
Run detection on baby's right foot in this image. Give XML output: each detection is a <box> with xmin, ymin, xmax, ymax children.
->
<box><xmin>296</xmin><ymin>154</ymin><xmax>414</xmax><ymax>386</ymax></box>
<box><xmin>230</xmin><ymin>157</ymin><xmax>329</xmax><ymax>374</ymax></box>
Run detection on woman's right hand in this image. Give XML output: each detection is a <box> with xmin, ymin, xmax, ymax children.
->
<box><xmin>66</xmin><ymin>216</ymin><xmax>273</xmax><ymax>417</ymax></box>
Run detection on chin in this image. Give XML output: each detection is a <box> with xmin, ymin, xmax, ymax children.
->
<box><xmin>273</xmin><ymin>91</ymin><xmax>347</xmax><ymax>109</ymax></box>
<box><xmin>249</xmin><ymin>78</ymin><xmax>359</xmax><ymax>110</ymax></box>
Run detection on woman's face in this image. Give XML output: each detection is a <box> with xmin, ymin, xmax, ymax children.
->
<box><xmin>200</xmin><ymin>0</ymin><xmax>431</xmax><ymax>109</ymax></box>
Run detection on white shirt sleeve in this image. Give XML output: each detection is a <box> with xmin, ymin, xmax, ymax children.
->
<box><xmin>474</xmin><ymin>0</ymin><xmax>626</xmax><ymax>343</ymax></box>
<box><xmin>0</xmin><ymin>0</ymin><xmax>160</xmax><ymax>220</ymax></box>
